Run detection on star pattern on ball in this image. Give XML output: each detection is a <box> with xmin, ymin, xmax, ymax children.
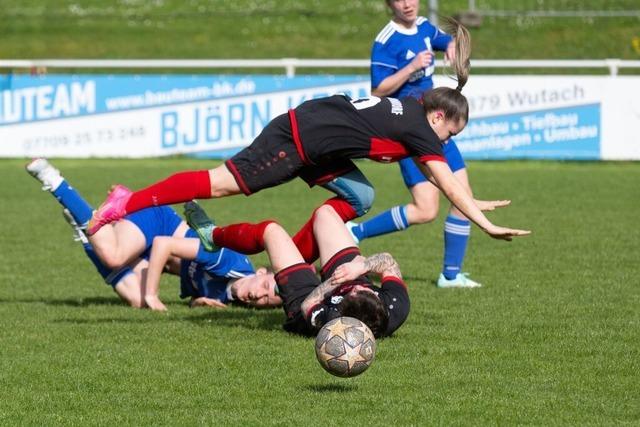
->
<box><xmin>342</xmin><ymin>340</ymin><xmax>368</xmax><ymax>371</ymax></box>
<box><xmin>323</xmin><ymin>318</ymin><xmax>352</xmax><ymax>341</ymax></box>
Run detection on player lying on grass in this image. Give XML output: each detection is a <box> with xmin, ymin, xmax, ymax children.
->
<box><xmin>179</xmin><ymin>201</ymin><xmax>409</xmax><ymax>338</ymax></box>
<box><xmin>26</xmin><ymin>159</ymin><xmax>281</xmax><ymax>310</ymax></box>
<box><xmin>87</xmin><ymin>19</ymin><xmax>530</xmax><ymax>260</ymax></box>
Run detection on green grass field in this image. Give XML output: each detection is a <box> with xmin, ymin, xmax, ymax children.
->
<box><xmin>1</xmin><ymin>0</ymin><xmax>639</xmax><ymax>63</ymax></box>
<box><xmin>1</xmin><ymin>159</ymin><xmax>639</xmax><ymax>425</ymax></box>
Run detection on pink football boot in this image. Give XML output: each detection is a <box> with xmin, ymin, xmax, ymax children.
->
<box><xmin>86</xmin><ymin>184</ymin><xmax>133</xmax><ymax>235</ymax></box>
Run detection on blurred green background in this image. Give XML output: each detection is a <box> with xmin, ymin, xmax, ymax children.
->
<box><xmin>1</xmin><ymin>0</ymin><xmax>639</xmax><ymax>61</ymax></box>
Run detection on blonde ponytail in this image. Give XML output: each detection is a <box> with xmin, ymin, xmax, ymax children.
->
<box><xmin>443</xmin><ymin>17</ymin><xmax>471</xmax><ymax>92</ymax></box>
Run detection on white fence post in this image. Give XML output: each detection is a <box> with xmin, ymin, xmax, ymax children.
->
<box><xmin>429</xmin><ymin>0</ymin><xmax>439</xmax><ymax>25</ymax></box>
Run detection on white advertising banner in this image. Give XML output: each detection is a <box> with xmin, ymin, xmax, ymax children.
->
<box><xmin>1</xmin><ymin>74</ymin><xmax>639</xmax><ymax>159</ymax></box>
<box><xmin>433</xmin><ymin>75</ymin><xmax>640</xmax><ymax>160</ymax></box>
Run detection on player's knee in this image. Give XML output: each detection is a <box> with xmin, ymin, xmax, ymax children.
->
<box><xmin>315</xmin><ymin>204</ymin><xmax>341</xmax><ymax>222</ymax></box>
<box><xmin>410</xmin><ymin>204</ymin><xmax>439</xmax><ymax>224</ymax></box>
<box><xmin>128</xmin><ymin>298</ymin><xmax>145</xmax><ymax>309</ymax></box>
<box><xmin>262</xmin><ymin>220</ymin><xmax>286</xmax><ymax>240</ymax></box>
<box><xmin>100</xmin><ymin>253</ymin><xmax>128</xmax><ymax>270</ymax></box>
<box><xmin>351</xmin><ymin>185</ymin><xmax>375</xmax><ymax>216</ymax></box>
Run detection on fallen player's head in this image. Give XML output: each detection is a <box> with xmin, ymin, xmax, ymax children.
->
<box><xmin>230</xmin><ymin>267</ymin><xmax>282</xmax><ymax>308</ymax></box>
<box><xmin>339</xmin><ymin>284</ymin><xmax>389</xmax><ymax>338</ymax></box>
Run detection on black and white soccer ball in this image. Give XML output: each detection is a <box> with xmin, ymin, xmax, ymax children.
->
<box><xmin>314</xmin><ymin>316</ymin><xmax>376</xmax><ymax>378</ymax></box>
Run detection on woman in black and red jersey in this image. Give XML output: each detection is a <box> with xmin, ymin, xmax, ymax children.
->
<box><xmin>182</xmin><ymin>200</ymin><xmax>408</xmax><ymax>338</ymax></box>
<box><xmin>88</xmin><ymin>20</ymin><xmax>530</xmax><ymax>253</ymax></box>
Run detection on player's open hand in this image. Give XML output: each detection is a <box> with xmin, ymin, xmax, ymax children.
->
<box><xmin>332</xmin><ymin>256</ymin><xmax>367</xmax><ymax>284</ymax></box>
<box><xmin>190</xmin><ymin>297</ymin><xmax>227</xmax><ymax>309</ymax></box>
<box><xmin>144</xmin><ymin>295</ymin><xmax>167</xmax><ymax>311</ymax></box>
<box><xmin>474</xmin><ymin>199</ymin><xmax>511</xmax><ymax>211</ymax></box>
<box><xmin>486</xmin><ymin>225</ymin><xmax>531</xmax><ymax>241</ymax></box>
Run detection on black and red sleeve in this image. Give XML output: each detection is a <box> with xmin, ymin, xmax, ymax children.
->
<box><xmin>379</xmin><ymin>276</ymin><xmax>410</xmax><ymax>336</ymax></box>
<box><xmin>275</xmin><ymin>263</ymin><xmax>321</xmax><ymax>336</ymax></box>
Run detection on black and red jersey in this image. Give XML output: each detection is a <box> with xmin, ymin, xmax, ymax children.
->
<box><xmin>305</xmin><ymin>277</ymin><xmax>409</xmax><ymax>338</ymax></box>
<box><xmin>289</xmin><ymin>94</ymin><xmax>445</xmax><ymax>165</ymax></box>
<box><xmin>305</xmin><ymin>247</ymin><xmax>410</xmax><ymax>337</ymax></box>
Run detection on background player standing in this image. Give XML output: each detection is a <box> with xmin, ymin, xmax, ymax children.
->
<box><xmin>349</xmin><ymin>0</ymin><xmax>511</xmax><ymax>288</ymax></box>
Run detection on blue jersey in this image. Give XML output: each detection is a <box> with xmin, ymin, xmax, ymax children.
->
<box><xmin>179</xmin><ymin>229</ymin><xmax>255</xmax><ymax>303</ymax></box>
<box><xmin>371</xmin><ymin>17</ymin><xmax>452</xmax><ymax>99</ymax></box>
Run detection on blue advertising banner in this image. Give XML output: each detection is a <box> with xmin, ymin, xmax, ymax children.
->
<box><xmin>1</xmin><ymin>74</ymin><xmax>636</xmax><ymax>159</ymax></box>
<box><xmin>0</xmin><ymin>74</ymin><xmax>370</xmax><ymax>157</ymax></box>
<box><xmin>456</xmin><ymin>103</ymin><xmax>601</xmax><ymax>160</ymax></box>
<box><xmin>0</xmin><ymin>74</ymin><xmax>369</xmax><ymax>126</ymax></box>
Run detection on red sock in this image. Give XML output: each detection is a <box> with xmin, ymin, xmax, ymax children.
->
<box><xmin>125</xmin><ymin>170</ymin><xmax>212</xmax><ymax>214</ymax></box>
<box><xmin>212</xmin><ymin>221</ymin><xmax>274</xmax><ymax>254</ymax></box>
<box><xmin>292</xmin><ymin>218</ymin><xmax>317</xmax><ymax>263</ymax></box>
<box><xmin>292</xmin><ymin>197</ymin><xmax>358</xmax><ymax>263</ymax></box>
<box><xmin>322</xmin><ymin>198</ymin><xmax>358</xmax><ymax>222</ymax></box>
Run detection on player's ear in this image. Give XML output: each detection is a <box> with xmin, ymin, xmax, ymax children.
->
<box><xmin>256</xmin><ymin>267</ymin><xmax>268</xmax><ymax>275</ymax></box>
<box><xmin>427</xmin><ymin>110</ymin><xmax>444</xmax><ymax>125</ymax></box>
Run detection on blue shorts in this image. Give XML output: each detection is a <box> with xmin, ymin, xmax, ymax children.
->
<box><xmin>105</xmin><ymin>267</ymin><xmax>135</xmax><ymax>288</ymax></box>
<box><xmin>125</xmin><ymin>206</ymin><xmax>183</xmax><ymax>258</ymax></box>
<box><xmin>400</xmin><ymin>139</ymin><xmax>466</xmax><ymax>188</ymax></box>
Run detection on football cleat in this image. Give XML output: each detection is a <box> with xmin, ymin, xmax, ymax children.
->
<box><xmin>86</xmin><ymin>184</ymin><xmax>132</xmax><ymax>235</ymax></box>
<box><xmin>25</xmin><ymin>158</ymin><xmax>63</xmax><ymax>191</ymax></box>
<box><xmin>62</xmin><ymin>209</ymin><xmax>89</xmax><ymax>244</ymax></box>
<box><xmin>437</xmin><ymin>273</ymin><xmax>482</xmax><ymax>288</ymax></box>
<box><xmin>184</xmin><ymin>201</ymin><xmax>218</xmax><ymax>252</ymax></box>
<box><xmin>345</xmin><ymin>221</ymin><xmax>361</xmax><ymax>244</ymax></box>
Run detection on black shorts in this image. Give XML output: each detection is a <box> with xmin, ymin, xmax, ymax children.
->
<box><xmin>225</xmin><ymin>113</ymin><xmax>360</xmax><ymax>195</ymax></box>
<box><xmin>225</xmin><ymin>113</ymin><xmax>305</xmax><ymax>195</ymax></box>
<box><xmin>275</xmin><ymin>263</ymin><xmax>321</xmax><ymax>336</ymax></box>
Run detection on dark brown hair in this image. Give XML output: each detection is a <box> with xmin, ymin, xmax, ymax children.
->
<box><xmin>422</xmin><ymin>86</ymin><xmax>469</xmax><ymax>123</ymax></box>
<box><xmin>339</xmin><ymin>290</ymin><xmax>389</xmax><ymax>338</ymax></box>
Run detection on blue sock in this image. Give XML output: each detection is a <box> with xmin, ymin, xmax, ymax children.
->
<box><xmin>353</xmin><ymin>205</ymin><xmax>409</xmax><ymax>241</ymax></box>
<box><xmin>82</xmin><ymin>243</ymin><xmax>113</xmax><ymax>280</ymax></box>
<box><xmin>52</xmin><ymin>180</ymin><xmax>94</xmax><ymax>226</ymax></box>
<box><xmin>442</xmin><ymin>214</ymin><xmax>471</xmax><ymax>280</ymax></box>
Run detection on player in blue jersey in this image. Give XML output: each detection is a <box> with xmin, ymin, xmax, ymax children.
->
<box><xmin>348</xmin><ymin>0</ymin><xmax>511</xmax><ymax>288</ymax></box>
<box><xmin>26</xmin><ymin>159</ymin><xmax>281</xmax><ymax>310</ymax></box>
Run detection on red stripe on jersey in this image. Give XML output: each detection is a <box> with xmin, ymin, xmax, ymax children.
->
<box><xmin>368</xmin><ymin>137</ymin><xmax>410</xmax><ymax>163</ymax></box>
<box><xmin>419</xmin><ymin>154</ymin><xmax>446</xmax><ymax>163</ymax></box>
<box><xmin>288</xmin><ymin>109</ymin><xmax>311</xmax><ymax>165</ymax></box>
<box><xmin>382</xmin><ymin>276</ymin><xmax>407</xmax><ymax>288</ymax></box>
<box><xmin>275</xmin><ymin>262</ymin><xmax>315</xmax><ymax>281</ymax></box>
<box><xmin>320</xmin><ymin>246</ymin><xmax>361</xmax><ymax>276</ymax></box>
<box><xmin>305</xmin><ymin>165</ymin><xmax>357</xmax><ymax>187</ymax></box>
<box><xmin>224</xmin><ymin>159</ymin><xmax>252</xmax><ymax>195</ymax></box>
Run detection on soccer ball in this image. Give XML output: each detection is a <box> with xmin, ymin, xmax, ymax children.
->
<box><xmin>314</xmin><ymin>316</ymin><xmax>376</xmax><ymax>378</ymax></box>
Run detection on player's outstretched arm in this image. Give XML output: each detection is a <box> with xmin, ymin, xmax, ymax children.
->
<box><xmin>474</xmin><ymin>198</ymin><xmax>511</xmax><ymax>211</ymax></box>
<box><xmin>411</xmin><ymin>158</ymin><xmax>512</xmax><ymax>213</ymax></box>
<box><xmin>145</xmin><ymin>236</ymin><xmax>201</xmax><ymax>311</ymax></box>
<box><xmin>421</xmin><ymin>160</ymin><xmax>531</xmax><ymax>241</ymax></box>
